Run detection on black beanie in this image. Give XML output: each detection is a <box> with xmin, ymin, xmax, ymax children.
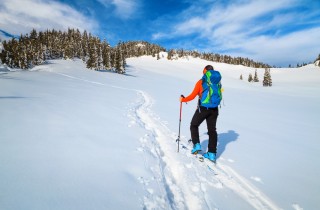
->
<box><xmin>205</xmin><ymin>65</ymin><xmax>214</xmax><ymax>70</ymax></box>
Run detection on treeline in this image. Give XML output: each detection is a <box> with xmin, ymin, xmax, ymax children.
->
<box><xmin>167</xmin><ymin>49</ymin><xmax>271</xmax><ymax>68</ymax></box>
<box><xmin>121</xmin><ymin>41</ymin><xmax>165</xmax><ymax>58</ymax></box>
<box><xmin>290</xmin><ymin>62</ymin><xmax>312</xmax><ymax>68</ymax></box>
<box><xmin>2</xmin><ymin>28</ymin><xmax>318</xmax><ymax>71</ymax></box>
<box><xmin>0</xmin><ymin>28</ymin><xmax>164</xmax><ymax>74</ymax></box>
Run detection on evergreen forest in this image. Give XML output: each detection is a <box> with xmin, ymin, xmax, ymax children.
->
<box><xmin>2</xmin><ymin>28</ymin><xmax>319</xmax><ymax>74</ymax></box>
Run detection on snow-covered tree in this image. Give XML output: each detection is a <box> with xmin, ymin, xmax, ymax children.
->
<box><xmin>97</xmin><ymin>44</ymin><xmax>104</xmax><ymax>70</ymax></box>
<box><xmin>253</xmin><ymin>69</ymin><xmax>259</xmax><ymax>82</ymax></box>
<box><xmin>102</xmin><ymin>41</ymin><xmax>111</xmax><ymax>70</ymax></box>
<box><xmin>87</xmin><ymin>42</ymin><xmax>98</xmax><ymax>70</ymax></box>
<box><xmin>114</xmin><ymin>43</ymin><xmax>125</xmax><ymax>74</ymax></box>
<box><xmin>248</xmin><ymin>73</ymin><xmax>253</xmax><ymax>82</ymax></box>
<box><xmin>263</xmin><ymin>68</ymin><xmax>272</xmax><ymax>86</ymax></box>
<box><xmin>167</xmin><ymin>49</ymin><xmax>174</xmax><ymax>60</ymax></box>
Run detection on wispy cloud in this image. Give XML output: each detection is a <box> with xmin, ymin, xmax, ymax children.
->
<box><xmin>239</xmin><ymin>27</ymin><xmax>320</xmax><ymax>66</ymax></box>
<box><xmin>97</xmin><ymin>0</ymin><xmax>139</xmax><ymax>19</ymax></box>
<box><xmin>164</xmin><ymin>0</ymin><xmax>296</xmax><ymax>43</ymax></box>
<box><xmin>0</xmin><ymin>0</ymin><xmax>97</xmax><ymax>36</ymax></box>
<box><xmin>153</xmin><ymin>0</ymin><xmax>320</xmax><ymax>66</ymax></box>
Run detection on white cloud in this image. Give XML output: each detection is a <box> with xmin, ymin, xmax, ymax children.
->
<box><xmin>97</xmin><ymin>0</ymin><xmax>138</xmax><ymax>19</ymax></box>
<box><xmin>152</xmin><ymin>32</ymin><xmax>167</xmax><ymax>40</ymax></box>
<box><xmin>174</xmin><ymin>0</ymin><xmax>293</xmax><ymax>39</ymax></box>
<box><xmin>0</xmin><ymin>0</ymin><xmax>97</xmax><ymax>36</ymax></box>
<box><xmin>240</xmin><ymin>27</ymin><xmax>320</xmax><ymax>66</ymax></box>
<box><xmin>154</xmin><ymin>0</ymin><xmax>320</xmax><ymax>66</ymax></box>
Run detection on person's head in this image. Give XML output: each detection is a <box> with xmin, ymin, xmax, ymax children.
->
<box><xmin>203</xmin><ymin>65</ymin><xmax>214</xmax><ymax>74</ymax></box>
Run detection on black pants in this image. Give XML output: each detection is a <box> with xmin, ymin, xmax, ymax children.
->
<box><xmin>190</xmin><ymin>106</ymin><xmax>219</xmax><ymax>153</ymax></box>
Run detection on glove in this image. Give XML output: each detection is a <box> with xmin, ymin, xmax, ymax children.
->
<box><xmin>180</xmin><ymin>95</ymin><xmax>185</xmax><ymax>102</ymax></box>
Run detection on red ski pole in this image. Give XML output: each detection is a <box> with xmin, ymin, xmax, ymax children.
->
<box><xmin>176</xmin><ymin>95</ymin><xmax>184</xmax><ymax>152</ymax></box>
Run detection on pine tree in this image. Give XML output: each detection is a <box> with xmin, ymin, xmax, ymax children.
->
<box><xmin>240</xmin><ymin>74</ymin><xmax>243</xmax><ymax>80</ymax></box>
<box><xmin>102</xmin><ymin>41</ymin><xmax>111</xmax><ymax>70</ymax></box>
<box><xmin>22</xmin><ymin>51</ymin><xmax>28</xmax><ymax>69</ymax></box>
<box><xmin>81</xmin><ymin>30</ymin><xmax>89</xmax><ymax>61</ymax></box>
<box><xmin>122</xmin><ymin>52</ymin><xmax>126</xmax><ymax>72</ymax></box>
<box><xmin>6</xmin><ymin>51</ymin><xmax>11</xmax><ymax>67</ymax></box>
<box><xmin>87</xmin><ymin>41</ymin><xmax>98</xmax><ymax>70</ymax></box>
<box><xmin>253</xmin><ymin>69</ymin><xmax>259</xmax><ymax>82</ymax></box>
<box><xmin>263</xmin><ymin>68</ymin><xmax>272</xmax><ymax>86</ymax></box>
<box><xmin>248</xmin><ymin>73</ymin><xmax>253</xmax><ymax>82</ymax></box>
<box><xmin>114</xmin><ymin>44</ymin><xmax>125</xmax><ymax>74</ymax></box>
<box><xmin>167</xmin><ymin>49</ymin><xmax>174</xmax><ymax>60</ymax></box>
<box><xmin>97</xmin><ymin>44</ymin><xmax>104</xmax><ymax>70</ymax></box>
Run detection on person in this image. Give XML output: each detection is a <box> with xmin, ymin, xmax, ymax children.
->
<box><xmin>180</xmin><ymin>65</ymin><xmax>222</xmax><ymax>162</ymax></box>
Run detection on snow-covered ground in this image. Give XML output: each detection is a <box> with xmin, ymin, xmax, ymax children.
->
<box><xmin>0</xmin><ymin>55</ymin><xmax>319</xmax><ymax>210</ymax></box>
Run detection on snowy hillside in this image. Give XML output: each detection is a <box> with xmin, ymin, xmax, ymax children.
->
<box><xmin>0</xmin><ymin>56</ymin><xmax>320</xmax><ymax>210</ymax></box>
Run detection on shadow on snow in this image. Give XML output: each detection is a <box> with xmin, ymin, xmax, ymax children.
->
<box><xmin>201</xmin><ymin>130</ymin><xmax>239</xmax><ymax>159</ymax></box>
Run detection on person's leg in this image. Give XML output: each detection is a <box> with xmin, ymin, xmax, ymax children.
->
<box><xmin>206</xmin><ymin>108</ymin><xmax>219</xmax><ymax>153</ymax></box>
<box><xmin>190</xmin><ymin>108</ymin><xmax>207</xmax><ymax>145</ymax></box>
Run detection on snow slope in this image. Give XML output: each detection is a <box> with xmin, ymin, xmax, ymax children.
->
<box><xmin>0</xmin><ymin>56</ymin><xmax>319</xmax><ymax>210</ymax></box>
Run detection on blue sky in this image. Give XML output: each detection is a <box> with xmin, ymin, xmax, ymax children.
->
<box><xmin>0</xmin><ymin>0</ymin><xmax>320</xmax><ymax>66</ymax></box>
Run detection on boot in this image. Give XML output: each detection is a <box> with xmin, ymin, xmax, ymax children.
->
<box><xmin>203</xmin><ymin>152</ymin><xmax>216</xmax><ymax>162</ymax></box>
<box><xmin>191</xmin><ymin>143</ymin><xmax>201</xmax><ymax>154</ymax></box>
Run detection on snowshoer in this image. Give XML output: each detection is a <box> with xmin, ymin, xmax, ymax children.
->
<box><xmin>180</xmin><ymin>65</ymin><xmax>222</xmax><ymax>162</ymax></box>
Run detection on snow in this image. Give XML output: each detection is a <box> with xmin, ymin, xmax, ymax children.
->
<box><xmin>136</xmin><ymin>43</ymin><xmax>146</xmax><ymax>48</ymax></box>
<box><xmin>0</xmin><ymin>56</ymin><xmax>319</xmax><ymax>210</ymax></box>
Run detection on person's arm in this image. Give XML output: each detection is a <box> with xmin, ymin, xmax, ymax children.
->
<box><xmin>181</xmin><ymin>80</ymin><xmax>201</xmax><ymax>103</ymax></box>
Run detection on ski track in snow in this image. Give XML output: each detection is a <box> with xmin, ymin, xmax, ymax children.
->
<box><xmin>131</xmin><ymin>91</ymin><xmax>282</xmax><ymax>210</ymax></box>
<box><xmin>51</xmin><ymin>70</ymin><xmax>282</xmax><ymax>210</ymax></box>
